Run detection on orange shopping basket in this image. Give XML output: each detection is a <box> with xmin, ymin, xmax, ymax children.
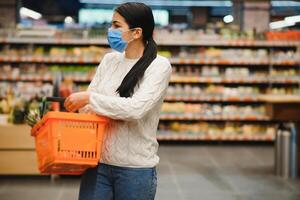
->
<box><xmin>31</xmin><ymin>110</ymin><xmax>109</xmax><ymax>175</ymax></box>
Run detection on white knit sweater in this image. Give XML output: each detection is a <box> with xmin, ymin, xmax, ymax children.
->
<box><xmin>80</xmin><ymin>52</ymin><xmax>172</xmax><ymax>168</ymax></box>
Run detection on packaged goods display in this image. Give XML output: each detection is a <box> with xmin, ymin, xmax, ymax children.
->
<box><xmin>4</xmin><ymin>28</ymin><xmax>298</xmax><ymax>42</ymax></box>
<box><xmin>2</xmin><ymin>63</ymin><xmax>299</xmax><ymax>85</ymax></box>
<box><xmin>170</xmin><ymin>66</ymin><xmax>300</xmax><ymax>84</ymax></box>
<box><xmin>165</xmin><ymin>85</ymin><xmax>261</xmax><ymax>100</ymax></box>
<box><xmin>170</xmin><ymin>49</ymin><xmax>298</xmax><ymax>65</ymax></box>
<box><xmin>0</xmin><ymin>28</ymin><xmax>299</xmax><ymax>141</ymax></box>
<box><xmin>0</xmin><ymin>82</ymin><xmax>52</xmax><ymax>125</ymax></box>
<box><xmin>0</xmin><ymin>64</ymin><xmax>96</xmax><ymax>82</ymax></box>
<box><xmin>160</xmin><ymin>103</ymin><xmax>267</xmax><ymax>120</ymax></box>
<box><xmin>0</xmin><ymin>46</ymin><xmax>109</xmax><ymax>62</ymax></box>
<box><xmin>0</xmin><ymin>46</ymin><xmax>298</xmax><ymax>65</ymax></box>
<box><xmin>158</xmin><ymin>122</ymin><xmax>276</xmax><ymax>138</ymax></box>
<box><xmin>266</xmin><ymin>30</ymin><xmax>300</xmax><ymax>41</ymax></box>
<box><xmin>0</xmin><ymin>82</ymin><xmax>53</xmax><ymax>100</ymax></box>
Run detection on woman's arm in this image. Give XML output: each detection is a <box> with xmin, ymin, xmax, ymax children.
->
<box><xmin>89</xmin><ymin>59</ymin><xmax>172</xmax><ymax>121</ymax></box>
<box><xmin>77</xmin><ymin>54</ymin><xmax>107</xmax><ymax>113</ymax></box>
<box><xmin>66</xmin><ymin>58</ymin><xmax>172</xmax><ymax>120</ymax></box>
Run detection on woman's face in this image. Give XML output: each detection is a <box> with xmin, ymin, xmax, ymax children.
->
<box><xmin>111</xmin><ymin>12</ymin><xmax>142</xmax><ymax>42</ymax></box>
<box><xmin>111</xmin><ymin>12</ymin><xmax>132</xmax><ymax>42</ymax></box>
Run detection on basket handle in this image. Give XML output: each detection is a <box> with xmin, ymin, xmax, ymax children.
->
<box><xmin>41</xmin><ymin>97</ymin><xmax>66</xmax><ymax>117</ymax></box>
<box><xmin>46</xmin><ymin>97</ymin><xmax>66</xmax><ymax>103</ymax></box>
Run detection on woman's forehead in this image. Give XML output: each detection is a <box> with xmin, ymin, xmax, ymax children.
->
<box><xmin>112</xmin><ymin>12</ymin><xmax>126</xmax><ymax>25</ymax></box>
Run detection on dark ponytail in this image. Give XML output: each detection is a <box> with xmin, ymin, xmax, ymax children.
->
<box><xmin>115</xmin><ymin>2</ymin><xmax>157</xmax><ymax>98</ymax></box>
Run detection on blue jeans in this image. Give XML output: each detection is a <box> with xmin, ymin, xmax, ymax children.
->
<box><xmin>78</xmin><ymin>163</ymin><xmax>157</xmax><ymax>200</ymax></box>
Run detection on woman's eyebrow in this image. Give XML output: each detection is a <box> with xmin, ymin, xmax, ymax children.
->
<box><xmin>112</xmin><ymin>20</ymin><xmax>121</xmax><ymax>25</ymax></box>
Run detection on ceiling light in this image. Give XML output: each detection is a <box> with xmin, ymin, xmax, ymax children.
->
<box><xmin>223</xmin><ymin>15</ymin><xmax>234</xmax><ymax>23</ymax></box>
<box><xmin>269</xmin><ymin>20</ymin><xmax>295</xmax><ymax>29</ymax></box>
<box><xmin>285</xmin><ymin>15</ymin><xmax>300</xmax><ymax>24</ymax></box>
<box><xmin>20</xmin><ymin>7</ymin><xmax>42</xmax><ymax>20</ymax></box>
<box><xmin>64</xmin><ymin>16</ymin><xmax>74</xmax><ymax>24</ymax></box>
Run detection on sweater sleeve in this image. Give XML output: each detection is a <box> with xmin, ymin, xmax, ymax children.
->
<box><xmin>89</xmin><ymin>58</ymin><xmax>172</xmax><ymax>121</ymax></box>
<box><xmin>87</xmin><ymin>54</ymin><xmax>108</xmax><ymax>92</ymax></box>
<box><xmin>78</xmin><ymin>54</ymin><xmax>107</xmax><ymax>113</ymax></box>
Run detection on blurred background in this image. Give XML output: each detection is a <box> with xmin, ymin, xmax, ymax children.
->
<box><xmin>0</xmin><ymin>0</ymin><xmax>300</xmax><ymax>200</ymax></box>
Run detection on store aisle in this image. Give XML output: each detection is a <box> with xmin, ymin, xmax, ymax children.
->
<box><xmin>1</xmin><ymin>145</ymin><xmax>300</xmax><ymax>200</ymax></box>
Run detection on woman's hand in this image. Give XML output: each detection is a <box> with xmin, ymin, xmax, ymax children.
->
<box><xmin>64</xmin><ymin>92</ymin><xmax>90</xmax><ymax>112</ymax></box>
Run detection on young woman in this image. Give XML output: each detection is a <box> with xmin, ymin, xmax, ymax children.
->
<box><xmin>64</xmin><ymin>2</ymin><xmax>172</xmax><ymax>200</ymax></box>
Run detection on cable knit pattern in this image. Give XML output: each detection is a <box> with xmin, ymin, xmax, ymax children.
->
<box><xmin>83</xmin><ymin>52</ymin><xmax>172</xmax><ymax>168</ymax></box>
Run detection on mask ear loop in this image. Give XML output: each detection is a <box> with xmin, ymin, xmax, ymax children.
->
<box><xmin>126</xmin><ymin>28</ymin><xmax>143</xmax><ymax>43</ymax></box>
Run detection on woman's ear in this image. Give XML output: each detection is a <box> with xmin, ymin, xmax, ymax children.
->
<box><xmin>133</xmin><ymin>28</ymin><xmax>143</xmax><ymax>39</ymax></box>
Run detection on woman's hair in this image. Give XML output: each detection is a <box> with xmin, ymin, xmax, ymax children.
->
<box><xmin>115</xmin><ymin>2</ymin><xmax>157</xmax><ymax>98</ymax></box>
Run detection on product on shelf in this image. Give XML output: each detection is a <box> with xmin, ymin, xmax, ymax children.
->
<box><xmin>0</xmin><ymin>64</ymin><xmax>96</xmax><ymax>82</ymax></box>
<box><xmin>0</xmin><ymin>64</ymin><xmax>52</xmax><ymax>81</ymax></box>
<box><xmin>170</xmin><ymin>66</ymin><xmax>281</xmax><ymax>83</ymax></box>
<box><xmin>158</xmin><ymin>122</ymin><xmax>276</xmax><ymax>138</ymax></box>
<box><xmin>266</xmin><ymin>30</ymin><xmax>300</xmax><ymax>41</ymax></box>
<box><xmin>177</xmin><ymin>48</ymin><xmax>267</xmax><ymax>62</ymax></box>
<box><xmin>0</xmin><ymin>82</ymin><xmax>53</xmax><ymax>100</ymax></box>
<box><xmin>166</xmin><ymin>85</ymin><xmax>261</xmax><ymax>100</ymax></box>
<box><xmin>50</xmin><ymin>65</ymin><xmax>96</xmax><ymax>81</ymax></box>
<box><xmin>0</xmin><ymin>83</ymin><xmax>47</xmax><ymax>125</ymax></box>
<box><xmin>267</xmin><ymin>87</ymin><xmax>300</xmax><ymax>95</ymax></box>
<box><xmin>2</xmin><ymin>27</ymin><xmax>299</xmax><ymax>41</ymax></box>
<box><xmin>170</xmin><ymin>48</ymin><xmax>299</xmax><ymax>64</ymax></box>
<box><xmin>201</xmin><ymin>66</ymin><xmax>220</xmax><ymax>76</ymax></box>
<box><xmin>222</xmin><ymin>86</ymin><xmax>260</xmax><ymax>98</ymax></box>
<box><xmin>1</xmin><ymin>44</ymin><xmax>298</xmax><ymax>65</ymax></box>
<box><xmin>155</xmin><ymin>27</ymin><xmax>262</xmax><ymax>42</ymax></box>
<box><xmin>0</xmin><ymin>81</ymin><xmax>53</xmax><ymax>124</ymax></box>
<box><xmin>160</xmin><ymin>103</ymin><xmax>267</xmax><ymax>119</ymax></box>
<box><xmin>0</xmin><ymin>46</ymin><xmax>109</xmax><ymax>60</ymax></box>
<box><xmin>270</xmin><ymin>69</ymin><xmax>300</xmax><ymax>83</ymax></box>
<box><xmin>224</xmin><ymin>68</ymin><xmax>267</xmax><ymax>82</ymax></box>
<box><xmin>272</xmin><ymin>50</ymin><xmax>299</xmax><ymax>64</ymax></box>
<box><xmin>158</xmin><ymin>50</ymin><xmax>172</xmax><ymax>58</ymax></box>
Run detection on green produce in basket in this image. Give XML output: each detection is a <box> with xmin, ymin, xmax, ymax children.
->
<box><xmin>24</xmin><ymin>109</ymin><xmax>41</xmax><ymax>127</ymax></box>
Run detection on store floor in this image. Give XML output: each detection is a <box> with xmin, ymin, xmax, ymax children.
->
<box><xmin>1</xmin><ymin>144</ymin><xmax>300</xmax><ymax>200</ymax></box>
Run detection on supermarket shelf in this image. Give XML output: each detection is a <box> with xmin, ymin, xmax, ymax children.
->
<box><xmin>258</xmin><ymin>94</ymin><xmax>300</xmax><ymax>103</ymax></box>
<box><xmin>0</xmin><ymin>77</ymin><xmax>91</xmax><ymax>83</ymax></box>
<box><xmin>156</xmin><ymin>134</ymin><xmax>274</xmax><ymax>141</ymax></box>
<box><xmin>0</xmin><ymin>55</ymin><xmax>100</xmax><ymax>64</ymax></box>
<box><xmin>0</xmin><ymin>124</ymin><xmax>274</xmax><ymax>143</ymax></box>
<box><xmin>169</xmin><ymin>58</ymin><xmax>299</xmax><ymax>66</ymax></box>
<box><xmin>159</xmin><ymin>115</ymin><xmax>270</xmax><ymax>121</ymax></box>
<box><xmin>0</xmin><ymin>77</ymin><xmax>92</xmax><ymax>82</ymax></box>
<box><xmin>0</xmin><ymin>77</ymin><xmax>53</xmax><ymax>82</ymax></box>
<box><xmin>169</xmin><ymin>78</ymin><xmax>300</xmax><ymax>85</ymax></box>
<box><xmin>0</xmin><ymin>55</ymin><xmax>298</xmax><ymax>66</ymax></box>
<box><xmin>0</xmin><ymin>37</ymin><xmax>109</xmax><ymax>45</ymax></box>
<box><xmin>0</xmin><ymin>34</ymin><xmax>298</xmax><ymax>147</ymax></box>
<box><xmin>1</xmin><ymin>77</ymin><xmax>298</xmax><ymax>85</ymax></box>
<box><xmin>1</xmin><ymin>37</ymin><xmax>299</xmax><ymax>47</ymax></box>
<box><xmin>266</xmin><ymin>79</ymin><xmax>299</xmax><ymax>84</ymax></box>
<box><xmin>157</xmin><ymin>40</ymin><xmax>300</xmax><ymax>47</ymax></box>
<box><xmin>164</xmin><ymin>96</ymin><xmax>262</xmax><ymax>103</ymax></box>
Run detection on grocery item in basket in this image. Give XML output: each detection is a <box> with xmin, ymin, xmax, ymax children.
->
<box><xmin>24</xmin><ymin>109</ymin><xmax>41</xmax><ymax>127</ymax></box>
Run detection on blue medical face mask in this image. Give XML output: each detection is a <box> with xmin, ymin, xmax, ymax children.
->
<box><xmin>107</xmin><ymin>28</ymin><xmax>134</xmax><ymax>52</ymax></box>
